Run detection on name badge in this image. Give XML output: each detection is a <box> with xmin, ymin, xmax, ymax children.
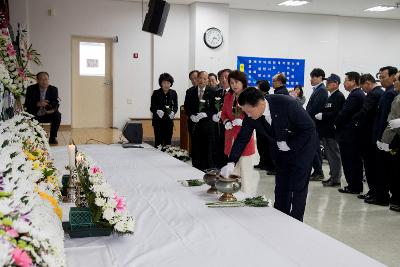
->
<box><xmin>325</xmin><ymin>103</ymin><xmax>332</xmax><ymax>108</ymax></box>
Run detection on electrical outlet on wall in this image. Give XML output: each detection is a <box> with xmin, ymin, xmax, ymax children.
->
<box><xmin>127</xmin><ymin>98</ymin><xmax>132</xmax><ymax>104</ymax></box>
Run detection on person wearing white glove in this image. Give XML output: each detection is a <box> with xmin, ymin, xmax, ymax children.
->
<box><xmin>232</xmin><ymin>118</ymin><xmax>243</xmax><ymax>127</ymax></box>
<box><xmin>277</xmin><ymin>141</ymin><xmax>291</xmax><ymax>151</ymax></box>
<box><xmin>219</xmin><ymin>71</ymin><xmax>256</xmax><ymax>196</ymax></box>
<box><xmin>227</xmin><ymin>87</ymin><xmax>317</xmax><ymax>221</ymax></box>
<box><xmin>224</xmin><ymin>121</ymin><xmax>233</xmax><ymax>130</ymax></box>
<box><xmin>389</xmin><ymin>118</ymin><xmax>400</xmax><ymax>129</ymax></box>
<box><xmin>314</xmin><ymin>113</ymin><xmax>322</xmax><ymax>120</ymax></box>
<box><xmin>150</xmin><ymin>73</ymin><xmax>178</xmax><ymax>148</ymax></box>
<box><xmin>220</xmin><ymin>162</ymin><xmax>235</xmax><ymax>178</ymax></box>
<box><xmin>156</xmin><ymin>110</ymin><xmax>164</xmax><ymax>118</ymax></box>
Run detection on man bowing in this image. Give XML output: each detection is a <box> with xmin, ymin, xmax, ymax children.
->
<box><xmin>221</xmin><ymin>87</ymin><xmax>317</xmax><ymax>221</ymax></box>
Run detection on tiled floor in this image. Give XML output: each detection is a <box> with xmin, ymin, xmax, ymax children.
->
<box><xmin>51</xmin><ymin>128</ymin><xmax>400</xmax><ymax>266</ymax></box>
<box><xmin>256</xmin><ymin>161</ymin><xmax>400</xmax><ymax>267</ymax></box>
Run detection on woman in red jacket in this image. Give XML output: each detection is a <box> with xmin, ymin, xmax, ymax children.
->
<box><xmin>221</xmin><ymin>70</ymin><xmax>257</xmax><ymax>195</ymax></box>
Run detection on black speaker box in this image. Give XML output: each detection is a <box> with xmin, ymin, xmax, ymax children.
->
<box><xmin>142</xmin><ymin>0</ymin><xmax>170</xmax><ymax>36</ymax></box>
<box><xmin>123</xmin><ymin>121</ymin><xmax>143</xmax><ymax>144</ymax></box>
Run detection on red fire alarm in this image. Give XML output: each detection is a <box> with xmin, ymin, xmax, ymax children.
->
<box><xmin>133</xmin><ymin>53</ymin><xmax>139</xmax><ymax>59</ymax></box>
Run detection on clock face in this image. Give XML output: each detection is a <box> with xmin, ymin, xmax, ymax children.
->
<box><xmin>203</xmin><ymin>27</ymin><xmax>223</xmax><ymax>49</ymax></box>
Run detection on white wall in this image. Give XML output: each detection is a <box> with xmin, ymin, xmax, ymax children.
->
<box><xmin>153</xmin><ymin>4</ymin><xmax>190</xmax><ymax>117</ymax></box>
<box><xmin>229</xmin><ymin>9</ymin><xmax>400</xmax><ymax>100</ymax></box>
<box><xmin>9</xmin><ymin>1</ymin><xmax>400</xmax><ymax>127</ymax></box>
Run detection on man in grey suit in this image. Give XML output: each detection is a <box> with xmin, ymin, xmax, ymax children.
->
<box><xmin>306</xmin><ymin>68</ymin><xmax>328</xmax><ymax>181</ymax></box>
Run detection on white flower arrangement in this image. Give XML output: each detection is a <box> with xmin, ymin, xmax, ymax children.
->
<box><xmin>157</xmin><ymin>145</ymin><xmax>190</xmax><ymax>162</ymax></box>
<box><xmin>0</xmin><ymin>113</ymin><xmax>66</xmax><ymax>266</ymax></box>
<box><xmin>76</xmin><ymin>152</ymin><xmax>136</xmax><ymax>234</ymax></box>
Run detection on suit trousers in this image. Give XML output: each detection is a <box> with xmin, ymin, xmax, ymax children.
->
<box><xmin>322</xmin><ymin>137</ymin><xmax>342</xmax><ymax>183</ymax></box>
<box><xmin>35</xmin><ymin>111</ymin><xmax>61</xmax><ymax>140</ymax></box>
<box><xmin>274</xmin><ymin>152</ymin><xmax>313</xmax><ymax>222</ymax></box>
<box><xmin>375</xmin><ymin>149</ymin><xmax>399</xmax><ymax>203</ymax></box>
<box><xmin>338</xmin><ymin>142</ymin><xmax>363</xmax><ymax>192</ymax></box>
<box><xmin>153</xmin><ymin>119</ymin><xmax>173</xmax><ymax>148</ymax></box>
<box><xmin>360</xmin><ymin>144</ymin><xmax>379</xmax><ymax>195</ymax></box>
<box><xmin>311</xmin><ymin>134</ymin><xmax>323</xmax><ymax>175</ymax></box>
<box><xmin>256</xmin><ymin>131</ymin><xmax>276</xmax><ymax>171</ymax></box>
<box><xmin>191</xmin><ymin>119</ymin><xmax>216</xmax><ymax>171</ymax></box>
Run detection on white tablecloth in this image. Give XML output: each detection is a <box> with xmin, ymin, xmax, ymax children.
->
<box><xmin>52</xmin><ymin>144</ymin><xmax>385</xmax><ymax>267</ymax></box>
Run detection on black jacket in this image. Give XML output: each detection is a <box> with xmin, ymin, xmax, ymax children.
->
<box><xmin>150</xmin><ymin>88</ymin><xmax>178</xmax><ymax>126</ymax></box>
<box><xmin>335</xmin><ymin>88</ymin><xmax>365</xmax><ymax>143</ymax></box>
<box><xmin>306</xmin><ymin>83</ymin><xmax>328</xmax><ymax>134</ymax></box>
<box><xmin>24</xmin><ymin>84</ymin><xmax>59</xmax><ymax>116</ymax></box>
<box><xmin>319</xmin><ymin>90</ymin><xmax>345</xmax><ymax>138</ymax></box>
<box><xmin>229</xmin><ymin>94</ymin><xmax>317</xmax><ymax>164</ymax></box>
<box><xmin>352</xmin><ymin>86</ymin><xmax>384</xmax><ymax>145</ymax></box>
<box><xmin>184</xmin><ymin>86</ymin><xmax>217</xmax><ymax>132</ymax></box>
<box><xmin>273</xmin><ymin>86</ymin><xmax>289</xmax><ymax>95</ymax></box>
<box><xmin>372</xmin><ymin>85</ymin><xmax>399</xmax><ymax>143</ymax></box>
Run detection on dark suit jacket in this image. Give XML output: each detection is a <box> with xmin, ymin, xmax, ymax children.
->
<box><xmin>24</xmin><ymin>84</ymin><xmax>59</xmax><ymax>116</ymax></box>
<box><xmin>319</xmin><ymin>90</ymin><xmax>345</xmax><ymax>138</ymax></box>
<box><xmin>150</xmin><ymin>88</ymin><xmax>178</xmax><ymax>126</ymax></box>
<box><xmin>184</xmin><ymin>86</ymin><xmax>216</xmax><ymax>133</ymax></box>
<box><xmin>335</xmin><ymin>88</ymin><xmax>365</xmax><ymax>143</ymax></box>
<box><xmin>372</xmin><ymin>85</ymin><xmax>399</xmax><ymax>143</ymax></box>
<box><xmin>274</xmin><ymin>86</ymin><xmax>289</xmax><ymax>95</ymax></box>
<box><xmin>228</xmin><ymin>94</ymin><xmax>317</xmax><ymax>164</ymax></box>
<box><xmin>352</xmin><ymin>86</ymin><xmax>384</xmax><ymax>145</ymax></box>
<box><xmin>306</xmin><ymin>83</ymin><xmax>328</xmax><ymax>134</ymax></box>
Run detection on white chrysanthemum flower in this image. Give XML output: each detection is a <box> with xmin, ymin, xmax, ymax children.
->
<box><xmin>103</xmin><ymin>208</ymin><xmax>115</xmax><ymax>221</ymax></box>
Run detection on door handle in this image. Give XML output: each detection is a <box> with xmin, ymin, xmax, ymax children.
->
<box><xmin>104</xmin><ymin>81</ymin><xmax>113</xmax><ymax>86</ymax></box>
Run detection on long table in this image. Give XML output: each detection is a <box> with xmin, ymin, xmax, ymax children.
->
<box><xmin>52</xmin><ymin>144</ymin><xmax>385</xmax><ymax>267</ymax></box>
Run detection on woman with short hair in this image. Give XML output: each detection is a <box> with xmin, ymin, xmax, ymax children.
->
<box><xmin>150</xmin><ymin>73</ymin><xmax>178</xmax><ymax>147</ymax></box>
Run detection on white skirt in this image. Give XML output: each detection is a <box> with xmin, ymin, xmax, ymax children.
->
<box><xmin>232</xmin><ymin>155</ymin><xmax>260</xmax><ymax>196</ymax></box>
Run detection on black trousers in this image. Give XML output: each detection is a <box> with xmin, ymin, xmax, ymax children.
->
<box><xmin>256</xmin><ymin>131</ymin><xmax>275</xmax><ymax>170</ymax></box>
<box><xmin>153</xmin><ymin>119</ymin><xmax>173</xmax><ymax>148</ymax></box>
<box><xmin>311</xmin><ymin>135</ymin><xmax>323</xmax><ymax>175</ymax></box>
<box><xmin>191</xmin><ymin>119</ymin><xmax>215</xmax><ymax>171</ymax></box>
<box><xmin>214</xmin><ymin>122</ymin><xmax>228</xmax><ymax>169</ymax></box>
<box><xmin>274</xmin><ymin>151</ymin><xmax>314</xmax><ymax>222</ymax></box>
<box><xmin>360</xmin><ymin>144</ymin><xmax>379</xmax><ymax>195</ymax></box>
<box><xmin>339</xmin><ymin>142</ymin><xmax>363</xmax><ymax>192</ymax></box>
<box><xmin>375</xmin><ymin>149</ymin><xmax>400</xmax><ymax>203</ymax></box>
<box><xmin>35</xmin><ymin>111</ymin><xmax>61</xmax><ymax>140</ymax></box>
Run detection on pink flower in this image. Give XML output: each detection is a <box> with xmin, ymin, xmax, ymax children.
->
<box><xmin>2</xmin><ymin>29</ymin><xmax>9</xmax><ymax>36</ymax></box>
<box><xmin>7</xmin><ymin>228</ymin><xmax>19</xmax><ymax>238</ymax></box>
<box><xmin>91</xmin><ymin>166</ymin><xmax>101</xmax><ymax>174</ymax></box>
<box><xmin>6</xmin><ymin>43</ymin><xmax>16</xmax><ymax>57</ymax></box>
<box><xmin>18</xmin><ymin>68</ymin><xmax>26</xmax><ymax>79</ymax></box>
<box><xmin>114</xmin><ymin>193</ymin><xmax>126</xmax><ymax>212</ymax></box>
<box><xmin>12</xmin><ymin>248</ymin><xmax>32</xmax><ymax>267</ymax></box>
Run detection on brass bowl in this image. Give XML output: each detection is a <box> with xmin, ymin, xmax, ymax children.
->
<box><xmin>203</xmin><ymin>168</ymin><xmax>220</xmax><ymax>194</ymax></box>
<box><xmin>215</xmin><ymin>175</ymin><xmax>241</xmax><ymax>202</ymax></box>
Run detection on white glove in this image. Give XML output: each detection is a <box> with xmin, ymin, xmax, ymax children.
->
<box><xmin>277</xmin><ymin>141</ymin><xmax>290</xmax><ymax>151</ymax></box>
<box><xmin>220</xmin><ymin>162</ymin><xmax>235</xmax><ymax>178</ymax></box>
<box><xmin>225</xmin><ymin>121</ymin><xmax>233</xmax><ymax>130</ymax></box>
<box><xmin>232</xmin><ymin>118</ymin><xmax>243</xmax><ymax>127</ymax></box>
<box><xmin>376</xmin><ymin>141</ymin><xmax>390</xmax><ymax>152</ymax></box>
<box><xmin>196</xmin><ymin>112</ymin><xmax>207</xmax><ymax>121</ymax></box>
<box><xmin>156</xmin><ymin>110</ymin><xmax>164</xmax><ymax>118</ymax></box>
<box><xmin>212</xmin><ymin>114</ymin><xmax>219</xmax><ymax>122</ymax></box>
<box><xmin>169</xmin><ymin>111</ymin><xmax>175</xmax><ymax>120</ymax></box>
<box><xmin>315</xmin><ymin>113</ymin><xmax>323</xmax><ymax>121</ymax></box>
<box><xmin>190</xmin><ymin>115</ymin><xmax>199</xmax><ymax>123</ymax></box>
<box><xmin>389</xmin><ymin>118</ymin><xmax>400</xmax><ymax>129</ymax></box>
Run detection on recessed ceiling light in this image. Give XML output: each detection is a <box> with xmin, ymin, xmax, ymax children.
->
<box><xmin>278</xmin><ymin>1</ymin><xmax>310</xmax><ymax>7</ymax></box>
<box><xmin>364</xmin><ymin>6</ymin><xmax>395</xmax><ymax>12</ymax></box>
